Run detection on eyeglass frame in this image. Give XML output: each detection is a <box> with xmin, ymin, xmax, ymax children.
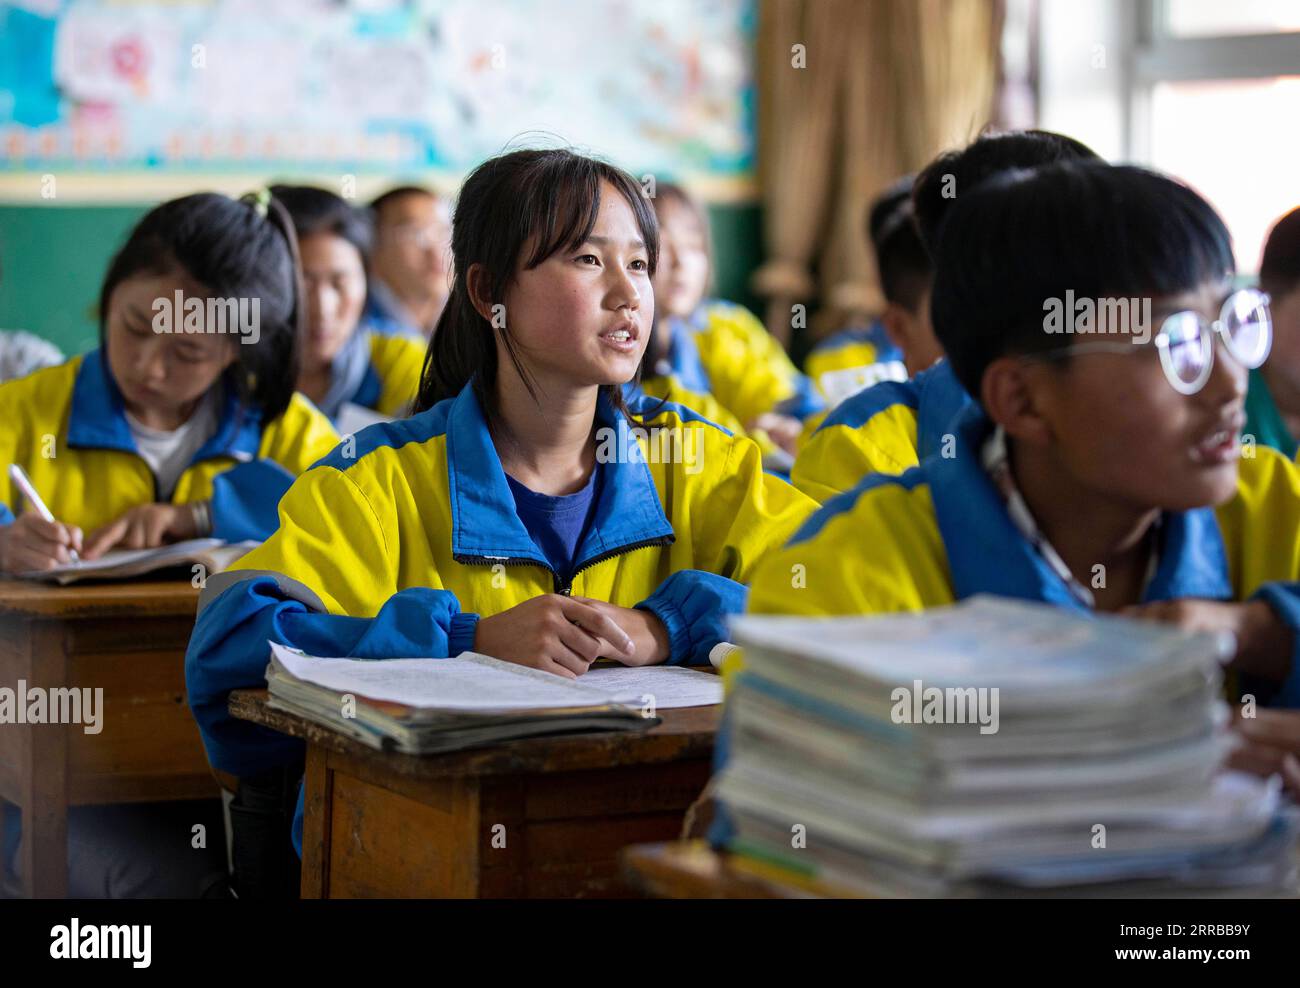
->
<box><xmin>1023</xmin><ymin>288</ymin><xmax>1272</xmax><ymax>396</ymax></box>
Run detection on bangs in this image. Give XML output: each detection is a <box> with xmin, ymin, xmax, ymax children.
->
<box><xmin>516</xmin><ymin>156</ymin><xmax>659</xmax><ymax>274</ymax></box>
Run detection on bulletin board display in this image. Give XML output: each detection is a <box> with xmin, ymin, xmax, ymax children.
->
<box><xmin>0</xmin><ymin>0</ymin><xmax>756</xmax><ymax>198</ymax></box>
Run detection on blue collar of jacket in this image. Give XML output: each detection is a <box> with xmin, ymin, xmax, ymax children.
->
<box><xmin>67</xmin><ymin>348</ymin><xmax>262</xmax><ymax>464</ymax></box>
<box><xmin>925</xmin><ymin>404</ymin><xmax>1232</xmax><ymax>611</ymax></box>
<box><xmin>914</xmin><ymin>360</ymin><xmax>974</xmax><ymax>460</ymax></box>
<box><xmin>444</xmin><ymin>382</ymin><xmax>675</xmax><ymax>569</ymax></box>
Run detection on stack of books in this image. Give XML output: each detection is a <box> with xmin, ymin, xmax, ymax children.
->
<box><xmin>715</xmin><ymin>596</ymin><xmax>1298</xmax><ymax>897</ymax></box>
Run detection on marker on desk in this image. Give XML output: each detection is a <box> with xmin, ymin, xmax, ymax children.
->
<box><xmin>709</xmin><ymin>642</ymin><xmax>740</xmax><ymax>669</ymax></box>
<box><xmin>7</xmin><ymin>464</ymin><xmax>80</xmax><ymax>563</ymax></box>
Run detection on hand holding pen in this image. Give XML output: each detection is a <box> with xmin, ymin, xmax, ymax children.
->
<box><xmin>0</xmin><ymin>464</ymin><xmax>83</xmax><ymax>575</ymax></box>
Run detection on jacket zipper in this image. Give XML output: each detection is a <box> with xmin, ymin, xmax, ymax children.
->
<box><xmin>454</xmin><ymin>533</ymin><xmax>675</xmax><ymax>596</ymax></box>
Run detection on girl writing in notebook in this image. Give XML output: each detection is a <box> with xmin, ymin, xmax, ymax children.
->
<box><xmin>0</xmin><ymin>191</ymin><xmax>340</xmax><ymax>575</ymax></box>
<box><xmin>186</xmin><ymin>148</ymin><xmax>818</xmax><ymax>790</ymax></box>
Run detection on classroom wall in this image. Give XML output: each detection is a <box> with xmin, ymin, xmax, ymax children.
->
<box><xmin>0</xmin><ymin>202</ymin><xmax>764</xmax><ymax>356</ymax></box>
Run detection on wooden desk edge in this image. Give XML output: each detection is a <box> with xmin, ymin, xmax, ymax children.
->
<box><xmin>229</xmin><ymin>688</ymin><xmax>719</xmax><ymax>779</ymax></box>
<box><xmin>621</xmin><ymin>841</ymin><xmax>811</xmax><ymax>899</ymax></box>
<box><xmin>0</xmin><ymin>578</ymin><xmax>201</xmax><ymax>619</ymax></box>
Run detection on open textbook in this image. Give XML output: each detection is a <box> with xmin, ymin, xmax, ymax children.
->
<box><xmin>21</xmin><ymin>538</ymin><xmax>260</xmax><ymax>585</ymax></box>
<box><xmin>265</xmin><ymin>642</ymin><xmax>722</xmax><ymax>754</ymax></box>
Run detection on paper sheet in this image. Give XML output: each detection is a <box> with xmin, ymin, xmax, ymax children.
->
<box><xmin>581</xmin><ymin>665</ymin><xmax>722</xmax><ymax>709</ymax></box>
<box><xmin>269</xmin><ymin>643</ymin><xmax>721</xmax><ymax>712</ymax></box>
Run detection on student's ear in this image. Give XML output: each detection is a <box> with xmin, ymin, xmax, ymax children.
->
<box><xmin>880</xmin><ymin>303</ymin><xmax>908</xmax><ymax>353</ymax></box>
<box><xmin>980</xmin><ymin>356</ymin><xmax>1055</xmax><ymax>446</ymax></box>
<box><xmin>465</xmin><ymin>263</ymin><xmax>496</xmax><ymax>324</ymax></box>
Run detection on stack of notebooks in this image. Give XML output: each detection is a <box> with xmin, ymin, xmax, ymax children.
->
<box><xmin>717</xmin><ymin>596</ymin><xmax>1299</xmax><ymax>897</ymax></box>
<box><xmin>265</xmin><ymin>642</ymin><xmax>722</xmax><ymax>754</ymax></box>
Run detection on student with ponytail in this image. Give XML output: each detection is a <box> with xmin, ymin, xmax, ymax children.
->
<box><xmin>185</xmin><ymin>149</ymin><xmax>819</xmax><ymax>857</ymax></box>
<box><xmin>0</xmin><ymin>191</ymin><xmax>340</xmax><ymax>575</ymax></box>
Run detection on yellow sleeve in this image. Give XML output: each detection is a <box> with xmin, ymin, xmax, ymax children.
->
<box><xmin>257</xmin><ymin>393</ymin><xmax>343</xmax><ymax>476</ymax></box>
<box><xmin>1215</xmin><ymin>447</ymin><xmax>1300</xmax><ymax>597</ymax></box>
<box><xmin>232</xmin><ymin>463</ymin><xmax>399</xmax><ymax>617</ymax></box>
<box><xmin>671</xmin><ymin>421</ymin><xmax>820</xmax><ymax>583</ymax></box>
<box><xmin>370</xmin><ymin>334</ymin><xmax>426</xmax><ymax>418</ymax></box>
<box><xmin>790</xmin><ymin>407</ymin><xmax>920</xmax><ymax>503</ymax></box>
<box><xmin>747</xmin><ymin>481</ymin><xmax>953</xmax><ymax>617</ymax></box>
<box><xmin>693</xmin><ymin>303</ymin><xmax>799</xmax><ymax>426</ymax></box>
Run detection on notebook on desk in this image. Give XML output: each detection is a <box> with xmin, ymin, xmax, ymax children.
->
<box><xmin>21</xmin><ymin>538</ymin><xmax>260</xmax><ymax>585</ymax></box>
<box><xmin>264</xmin><ymin>642</ymin><xmax>722</xmax><ymax>754</ymax></box>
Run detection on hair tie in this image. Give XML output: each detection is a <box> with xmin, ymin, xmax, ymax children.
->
<box><xmin>241</xmin><ymin>188</ymin><xmax>272</xmax><ymax>219</ymax></box>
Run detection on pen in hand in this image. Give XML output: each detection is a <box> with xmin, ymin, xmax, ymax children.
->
<box><xmin>7</xmin><ymin>464</ymin><xmax>81</xmax><ymax>564</ymax></box>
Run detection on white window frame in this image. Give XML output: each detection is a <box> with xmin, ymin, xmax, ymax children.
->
<box><xmin>1129</xmin><ymin>0</ymin><xmax>1300</xmax><ymax>161</ymax></box>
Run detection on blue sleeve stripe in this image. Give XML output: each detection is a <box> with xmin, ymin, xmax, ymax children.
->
<box><xmin>787</xmin><ymin>466</ymin><xmax>929</xmax><ymax>546</ymax></box>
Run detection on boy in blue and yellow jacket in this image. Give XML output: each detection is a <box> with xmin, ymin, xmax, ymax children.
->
<box><xmin>749</xmin><ymin>162</ymin><xmax>1300</xmax><ymax>706</ymax></box>
<box><xmin>792</xmin><ymin>131</ymin><xmax>1100</xmax><ymax>502</ymax></box>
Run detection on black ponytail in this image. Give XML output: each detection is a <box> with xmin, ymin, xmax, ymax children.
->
<box><xmin>98</xmin><ymin>191</ymin><xmax>303</xmax><ymax>422</ymax></box>
<box><xmin>413</xmin><ymin>148</ymin><xmax>659</xmax><ymax>417</ymax></box>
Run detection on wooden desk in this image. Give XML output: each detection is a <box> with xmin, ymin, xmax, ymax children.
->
<box><xmin>622</xmin><ymin>840</ymin><xmax>814</xmax><ymax>899</ymax></box>
<box><xmin>229</xmin><ymin>688</ymin><xmax>719</xmax><ymax>898</ymax></box>
<box><xmin>0</xmin><ymin>578</ymin><xmax>218</xmax><ymax>898</ymax></box>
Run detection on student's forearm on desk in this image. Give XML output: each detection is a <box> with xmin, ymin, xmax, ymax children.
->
<box><xmin>186</xmin><ymin>574</ymin><xmax>474</xmax><ymax>774</ymax></box>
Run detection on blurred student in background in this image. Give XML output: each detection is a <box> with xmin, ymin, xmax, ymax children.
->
<box><xmin>791</xmin><ymin>130</ymin><xmax>1099</xmax><ymax>502</ymax></box>
<box><xmin>366</xmin><ymin>185</ymin><xmax>452</xmax><ymax>340</ymax></box>
<box><xmin>272</xmin><ymin>185</ymin><xmax>425</xmax><ymax>427</ymax></box>
<box><xmin>803</xmin><ymin>179</ymin><xmax>923</xmax><ymax>408</ymax></box>
<box><xmin>1244</xmin><ymin>206</ymin><xmax>1300</xmax><ymax>458</ymax></box>
<box><xmin>652</xmin><ymin>183</ymin><xmax>822</xmax><ymax>456</ymax></box>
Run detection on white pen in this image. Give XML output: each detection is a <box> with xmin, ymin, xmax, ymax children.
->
<box><xmin>7</xmin><ymin>464</ymin><xmax>80</xmax><ymax>563</ymax></box>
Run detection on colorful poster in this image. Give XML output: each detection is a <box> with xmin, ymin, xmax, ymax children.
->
<box><xmin>0</xmin><ymin>0</ymin><xmax>756</xmax><ymax>182</ymax></box>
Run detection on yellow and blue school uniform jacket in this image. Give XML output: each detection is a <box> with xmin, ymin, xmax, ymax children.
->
<box><xmin>804</xmin><ymin>320</ymin><xmax>907</xmax><ymax>407</ymax></box>
<box><xmin>790</xmin><ymin>359</ymin><xmax>970</xmax><ymax>503</ymax></box>
<box><xmin>683</xmin><ymin>301</ymin><xmax>824</xmax><ymax>424</ymax></box>
<box><xmin>316</xmin><ymin>326</ymin><xmax>424</xmax><ymax>423</ymax></box>
<box><xmin>751</xmin><ymin>402</ymin><xmax>1300</xmax><ymax>706</ymax></box>
<box><xmin>185</xmin><ymin>382</ymin><xmax>820</xmax><ymax>784</ymax></box>
<box><xmin>0</xmin><ymin>349</ymin><xmax>340</xmax><ymax>542</ymax></box>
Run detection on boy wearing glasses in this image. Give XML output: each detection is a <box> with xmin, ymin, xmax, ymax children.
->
<box><xmin>366</xmin><ymin>185</ymin><xmax>452</xmax><ymax>340</ymax></box>
<box><xmin>747</xmin><ymin>161</ymin><xmax>1300</xmax><ymax>708</ymax></box>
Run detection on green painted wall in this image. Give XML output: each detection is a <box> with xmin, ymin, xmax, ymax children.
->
<box><xmin>0</xmin><ymin>202</ymin><xmax>764</xmax><ymax>357</ymax></box>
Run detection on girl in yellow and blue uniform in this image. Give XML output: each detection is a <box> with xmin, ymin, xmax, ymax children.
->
<box><xmin>186</xmin><ymin>149</ymin><xmax>819</xmax><ymax>857</ymax></box>
<box><xmin>271</xmin><ymin>185</ymin><xmax>425</xmax><ymax>426</ymax></box>
<box><xmin>791</xmin><ymin>130</ymin><xmax>1099</xmax><ymax>502</ymax></box>
<box><xmin>0</xmin><ymin>191</ymin><xmax>339</xmax><ymax>576</ymax></box>
<box><xmin>0</xmin><ymin>190</ymin><xmax>340</xmax><ymax>897</ymax></box>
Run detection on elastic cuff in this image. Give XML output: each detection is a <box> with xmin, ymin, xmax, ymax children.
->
<box><xmin>190</xmin><ymin>499</ymin><xmax>214</xmax><ymax>537</ymax></box>
<box><xmin>635</xmin><ymin>595</ymin><xmax>691</xmax><ymax>666</ymax></box>
<box><xmin>1249</xmin><ymin>583</ymin><xmax>1300</xmax><ymax>707</ymax></box>
<box><xmin>447</xmin><ymin>612</ymin><xmax>481</xmax><ymax>656</ymax></box>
